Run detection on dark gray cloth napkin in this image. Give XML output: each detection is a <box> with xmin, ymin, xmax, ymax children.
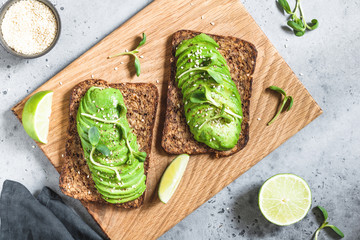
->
<box><xmin>0</xmin><ymin>180</ymin><xmax>104</xmax><ymax>240</ymax></box>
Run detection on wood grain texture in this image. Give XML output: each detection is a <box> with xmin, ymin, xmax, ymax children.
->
<box><xmin>12</xmin><ymin>0</ymin><xmax>322</xmax><ymax>239</ymax></box>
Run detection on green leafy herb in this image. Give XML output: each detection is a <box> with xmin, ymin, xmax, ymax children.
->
<box><xmin>177</xmin><ymin>65</ymin><xmax>224</xmax><ymax>84</ymax></box>
<box><xmin>277</xmin><ymin>0</ymin><xmax>318</xmax><ymax>37</ymax></box>
<box><xmin>189</xmin><ymin>86</ymin><xmax>242</xmax><ymax>120</ymax></box>
<box><xmin>108</xmin><ymin>33</ymin><xmax>146</xmax><ymax>76</ymax></box>
<box><xmin>314</xmin><ymin>206</ymin><xmax>344</xmax><ymax>240</ymax></box>
<box><xmin>83</xmin><ymin>113</ymin><xmax>147</xmax><ymax>164</ymax></box>
<box><xmin>267</xmin><ymin>86</ymin><xmax>294</xmax><ymax>125</ymax></box>
<box><xmin>96</xmin><ymin>144</ymin><xmax>110</xmax><ymax>156</ymax></box>
<box><xmin>88</xmin><ymin>126</ymin><xmax>110</xmax><ymax>156</ymax></box>
<box><xmin>88</xmin><ymin>126</ymin><xmax>100</xmax><ymax>146</ymax></box>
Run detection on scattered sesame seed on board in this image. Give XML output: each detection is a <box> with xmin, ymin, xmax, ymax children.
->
<box><xmin>59</xmin><ymin>81</ymin><xmax>62</xmax><ymax>85</ymax></box>
<box><xmin>114</xmin><ymin>67</ymin><xmax>118</xmax><ymax>70</ymax></box>
<box><xmin>120</xmin><ymin>62</ymin><xmax>124</xmax><ymax>64</ymax></box>
<box><xmin>201</xmin><ymin>16</ymin><xmax>204</xmax><ymax>19</ymax></box>
<box><xmin>140</xmin><ymin>55</ymin><xmax>144</xmax><ymax>58</ymax></box>
<box><xmin>210</xmin><ymin>22</ymin><xmax>215</xmax><ymax>25</ymax></box>
<box><xmin>91</xmin><ymin>74</ymin><xmax>94</xmax><ymax>79</ymax></box>
<box><xmin>257</xmin><ymin>118</ymin><xmax>261</xmax><ymax>121</ymax></box>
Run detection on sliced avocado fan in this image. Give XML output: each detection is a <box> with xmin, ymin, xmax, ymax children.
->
<box><xmin>77</xmin><ymin>86</ymin><xmax>146</xmax><ymax>204</ymax></box>
<box><xmin>175</xmin><ymin>33</ymin><xmax>243</xmax><ymax>151</ymax></box>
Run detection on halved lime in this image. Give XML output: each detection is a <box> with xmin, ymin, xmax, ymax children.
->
<box><xmin>158</xmin><ymin>154</ymin><xmax>190</xmax><ymax>203</ymax></box>
<box><xmin>22</xmin><ymin>91</ymin><xmax>53</xmax><ymax>144</ymax></box>
<box><xmin>258</xmin><ymin>173</ymin><xmax>312</xmax><ymax>226</ymax></box>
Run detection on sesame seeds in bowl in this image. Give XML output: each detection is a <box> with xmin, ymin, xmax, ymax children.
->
<box><xmin>0</xmin><ymin>0</ymin><xmax>61</xmax><ymax>58</ymax></box>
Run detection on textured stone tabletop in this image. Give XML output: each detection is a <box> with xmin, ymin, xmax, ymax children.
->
<box><xmin>0</xmin><ymin>0</ymin><xmax>359</xmax><ymax>239</ymax></box>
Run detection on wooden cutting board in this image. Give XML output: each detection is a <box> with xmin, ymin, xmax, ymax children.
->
<box><xmin>12</xmin><ymin>0</ymin><xmax>322</xmax><ymax>239</ymax></box>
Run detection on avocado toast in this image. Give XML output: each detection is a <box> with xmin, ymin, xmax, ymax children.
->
<box><xmin>162</xmin><ymin>30</ymin><xmax>257</xmax><ymax>157</ymax></box>
<box><xmin>60</xmin><ymin>79</ymin><xmax>158</xmax><ymax>208</ymax></box>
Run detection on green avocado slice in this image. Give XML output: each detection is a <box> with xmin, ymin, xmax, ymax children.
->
<box><xmin>175</xmin><ymin>33</ymin><xmax>243</xmax><ymax>151</ymax></box>
<box><xmin>76</xmin><ymin>87</ymin><xmax>147</xmax><ymax>204</ymax></box>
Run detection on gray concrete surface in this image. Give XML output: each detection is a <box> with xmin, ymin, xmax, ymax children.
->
<box><xmin>0</xmin><ymin>0</ymin><xmax>359</xmax><ymax>239</ymax></box>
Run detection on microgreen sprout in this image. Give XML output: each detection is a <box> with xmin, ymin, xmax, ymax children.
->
<box><xmin>314</xmin><ymin>206</ymin><xmax>344</xmax><ymax>240</ymax></box>
<box><xmin>278</xmin><ymin>0</ymin><xmax>318</xmax><ymax>37</ymax></box>
<box><xmin>267</xmin><ymin>86</ymin><xmax>293</xmax><ymax>125</ymax></box>
<box><xmin>108</xmin><ymin>33</ymin><xmax>146</xmax><ymax>76</ymax></box>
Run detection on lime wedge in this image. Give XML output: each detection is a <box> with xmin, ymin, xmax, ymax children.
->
<box><xmin>158</xmin><ymin>154</ymin><xmax>190</xmax><ymax>203</ymax></box>
<box><xmin>22</xmin><ymin>91</ymin><xmax>53</xmax><ymax>144</ymax></box>
<box><xmin>258</xmin><ymin>173</ymin><xmax>312</xmax><ymax>226</ymax></box>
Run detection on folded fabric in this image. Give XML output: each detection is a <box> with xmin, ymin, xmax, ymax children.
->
<box><xmin>0</xmin><ymin>180</ymin><xmax>104</xmax><ymax>240</ymax></box>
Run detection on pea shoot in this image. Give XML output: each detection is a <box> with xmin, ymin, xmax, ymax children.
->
<box><xmin>314</xmin><ymin>206</ymin><xmax>344</xmax><ymax>240</ymax></box>
<box><xmin>267</xmin><ymin>86</ymin><xmax>293</xmax><ymax>125</ymax></box>
<box><xmin>278</xmin><ymin>0</ymin><xmax>318</xmax><ymax>36</ymax></box>
<box><xmin>108</xmin><ymin>33</ymin><xmax>146</xmax><ymax>76</ymax></box>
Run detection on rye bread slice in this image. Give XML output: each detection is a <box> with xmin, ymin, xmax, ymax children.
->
<box><xmin>161</xmin><ymin>30</ymin><xmax>257</xmax><ymax>157</ymax></box>
<box><xmin>59</xmin><ymin>79</ymin><xmax>158</xmax><ymax>208</ymax></box>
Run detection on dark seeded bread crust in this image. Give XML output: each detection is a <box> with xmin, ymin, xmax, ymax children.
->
<box><xmin>161</xmin><ymin>30</ymin><xmax>257</xmax><ymax>157</ymax></box>
<box><xmin>59</xmin><ymin>79</ymin><xmax>158</xmax><ymax>208</ymax></box>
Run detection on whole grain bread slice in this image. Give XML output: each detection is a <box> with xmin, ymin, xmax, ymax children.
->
<box><xmin>161</xmin><ymin>30</ymin><xmax>257</xmax><ymax>157</ymax></box>
<box><xmin>59</xmin><ymin>79</ymin><xmax>158</xmax><ymax>208</ymax></box>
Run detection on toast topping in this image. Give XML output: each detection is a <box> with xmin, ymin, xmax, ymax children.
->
<box><xmin>77</xmin><ymin>86</ymin><xmax>146</xmax><ymax>204</ymax></box>
<box><xmin>175</xmin><ymin>33</ymin><xmax>243</xmax><ymax>150</ymax></box>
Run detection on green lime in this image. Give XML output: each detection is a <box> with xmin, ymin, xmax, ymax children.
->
<box><xmin>258</xmin><ymin>173</ymin><xmax>312</xmax><ymax>226</ymax></box>
<box><xmin>158</xmin><ymin>154</ymin><xmax>190</xmax><ymax>203</ymax></box>
<box><xmin>22</xmin><ymin>91</ymin><xmax>53</xmax><ymax>144</ymax></box>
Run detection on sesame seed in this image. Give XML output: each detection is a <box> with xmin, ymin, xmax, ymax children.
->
<box><xmin>59</xmin><ymin>81</ymin><xmax>63</xmax><ymax>85</ymax></box>
<box><xmin>32</xmin><ymin>145</ymin><xmax>36</xmax><ymax>148</ymax></box>
<box><xmin>125</xmin><ymin>49</ymin><xmax>129</xmax><ymax>52</ymax></box>
<box><xmin>114</xmin><ymin>67</ymin><xmax>118</xmax><ymax>70</ymax></box>
<box><xmin>77</xmin><ymin>171</ymin><xmax>80</xmax><ymax>174</ymax></box>
<box><xmin>87</xmin><ymin>175</ymin><xmax>90</xmax><ymax>178</ymax></box>
<box><xmin>61</xmin><ymin>154</ymin><xmax>64</xmax><ymax>157</ymax></box>
<box><xmin>91</xmin><ymin>74</ymin><xmax>94</xmax><ymax>79</ymax></box>
<box><xmin>156</xmin><ymin>80</ymin><xmax>159</xmax><ymax>83</ymax></box>
<box><xmin>120</xmin><ymin>62</ymin><xmax>124</xmax><ymax>64</ymax></box>
<box><xmin>201</xmin><ymin>15</ymin><xmax>204</xmax><ymax>19</ymax></box>
<box><xmin>88</xmin><ymin>191</ymin><xmax>91</xmax><ymax>194</ymax></box>
<box><xmin>210</xmin><ymin>22</ymin><xmax>215</xmax><ymax>25</ymax></box>
<box><xmin>257</xmin><ymin>118</ymin><xmax>261</xmax><ymax>121</ymax></box>
<box><xmin>139</xmin><ymin>55</ymin><xmax>144</xmax><ymax>58</ymax></box>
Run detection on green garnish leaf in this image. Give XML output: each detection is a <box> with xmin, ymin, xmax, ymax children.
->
<box><xmin>134</xmin><ymin>151</ymin><xmax>147</xmax><ymax>162</ymax></box>
<box><xmin>207</xmin><ymin>68</ymin><xmax>223</xmax><ymax>84</ymax></box>
<box><xmin>287</xmin><ymin>20</ymin><xmax>304</xmax><ymax>32</ymax></box>
<box><xmin>278</xmin><ymin>0</ymin><xmax>291</xmax><ymax>14</ymax></box>
<box><xmin>295</xmin><ymin>30</ymin><xmax>305</xmax><ymax>37</ymax></box>
<box><xmin>107</xmin><ymin>32</ymin><xmax>146</xmax><ymax>77</ymax></box>
<box><xmin>277</xmin><ymin>0</ymin><xmax>318</xmax><ymax>36</ymax></box>
<box><xmin>189</xmin><ymin>90</ymin><xmax>207</xmax><ymax>104</ymax></box>
<box><xmin>96</xmin><ymin>144</ymin><xmax>110</xmax><ymax>156</ymax></box>
<box><xmin>88</xmin><ymin>126</ymin><xmax>100</xmax><ymax>146</ymax></box>
<box><xmin>267</xmin><ymin>86</ymin><xmax>293</xmax><ymax>125</ymax></box>
<box><xmin>326</xmin><ymin>225</ymin><xmax>345</xmax><ymax>238</ymax></box>
<box><xmin>134</xmin><ymin>56</ymin><xmax>141</xmax><ymax>77</ymax></box>
<box><xmin>268</xmin><ymin>85</ymin><xmax>287</xmax><ymax>97</ymax></box>
<box><xmin>317</xmin><ymin>206</ymin><xmax>328</xmax><ymax>221</ymax></box>
<box><xmin>307</xmin><ymin>19</ymin><xmax>319</xmax><ymax>30</ymax></box>
<box><xmin>137</xmin><ymin>33</ymin><xmax>146</xmax><ymax>48</ymax></box>
<box><xmin>313</xmin><ymin>206</ymin><xmax>344</xmax><ymax>240</ymax></box>
<box><xmin>287</xmin><ymin>96</ymin><xmax>294</xmax><ymax>111</ymax></box>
